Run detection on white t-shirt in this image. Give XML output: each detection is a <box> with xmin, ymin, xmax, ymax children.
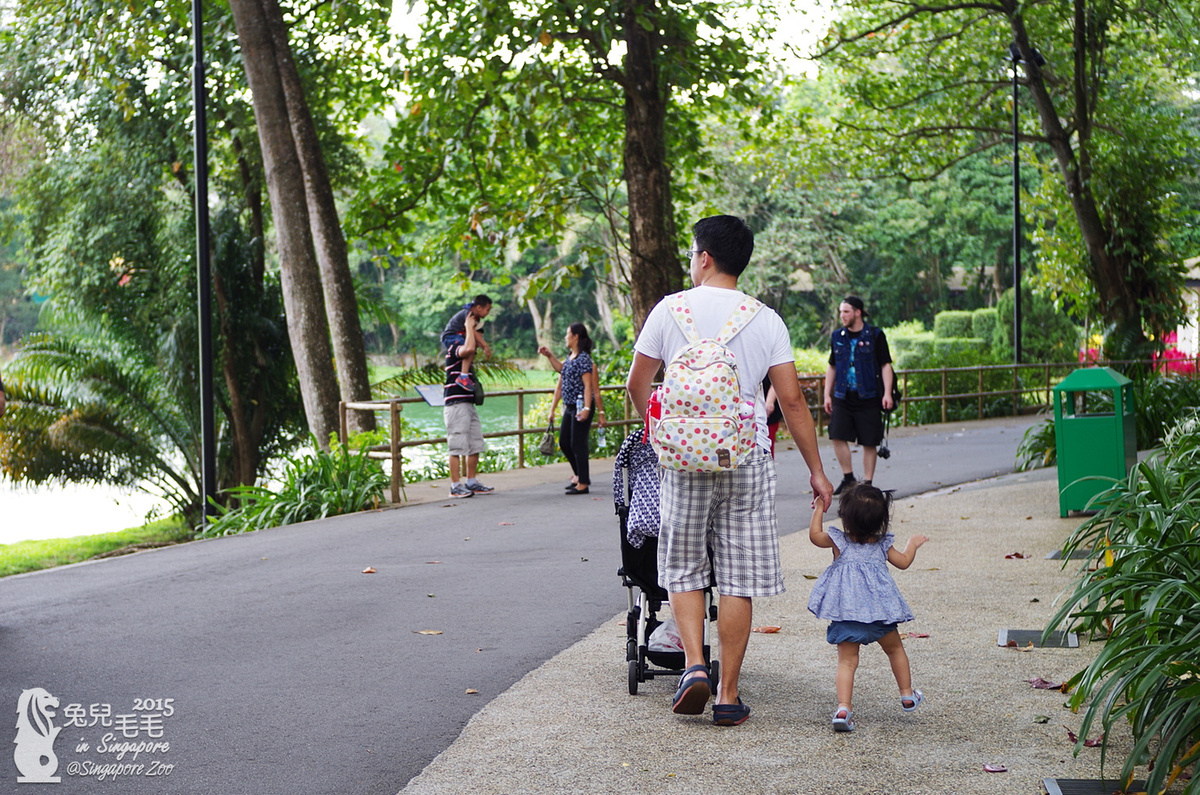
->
<box><xmin>634</xmin><ymin>285</ymin><xmax>795</xmax><ymax>449</ymax></box>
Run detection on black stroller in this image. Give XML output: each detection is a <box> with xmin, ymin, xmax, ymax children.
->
<box><xmin>614</xmin><ymin>429</ymin><xmax>718</xmax><ymax>695</ymax></box>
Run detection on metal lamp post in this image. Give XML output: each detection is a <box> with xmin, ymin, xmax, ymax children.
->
<box><xmin>193</xmin><ymin>0</ymin><xmax>217</xmax><ymax>523</ymax></box>
<box><xmin>1007</xmin><ymin>42</ymin><xmax>1044</xmax><ymax>366</ymax></box>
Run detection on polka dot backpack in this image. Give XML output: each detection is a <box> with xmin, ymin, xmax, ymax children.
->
<box><xmin>650</xmin><ymin>292</ymin><xmax>764</xmax><ymax>472</ymax></box>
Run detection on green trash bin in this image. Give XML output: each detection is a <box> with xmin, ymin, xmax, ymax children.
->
<box><xmin>1052</xmin><ymin>367</ymin><xmax>1136</xmax><ymax>517</ymax></box>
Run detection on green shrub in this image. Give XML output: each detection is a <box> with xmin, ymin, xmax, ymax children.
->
<box><xmin>200</xmin><ymin>441</ymin><xmax>390</xmax><ymax>538</ymax></box>
<box><xmin>933</xmin><ymin>338</ymin><xmax>986</xmax><ymax>358</ymax></box>
<box><xmin>793</xmin><ymin>347</ymin><xmax>829</xmax><ymax>375</ymax></box>
<box><xmin>933</xmin><ymin>310</ymin><xmax>973</xmax><ymax>339</ymax></box>
<box><xmin>894</xmin><ymin>351</ymin><xmax>925</xmax><ymax>371</ymax></box>
<box><xmin>1048</xmin><ymin>411</ymin><xmax>1200</xmax><ymax>794</ymax></box>
<box><xmin>992</xmin><ymin>286</ymin><xmax>1081</xmax><ymax>363</ymax></box>
<box><xmin>1013</xmin><ymin>372</ymin><xmax>1200</xmax><ymax>468</ymax></box>
<box><xmin>972</xmin><ymin>308</ymin><xmax>998</xmax><ymax>344</ymax></box>
<box><xmin>883</xmin><ymin>321</ymin><xmax>932</xmax><ymax>357</ymax></box>
<box><xmin>1015</xmin><ymin>415</ymin><xmax>1056</xmax><ymax>470</ymax></box>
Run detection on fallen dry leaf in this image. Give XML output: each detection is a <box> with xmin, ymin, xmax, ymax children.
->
<box><xmin>1033</xmin><ymin>715</ymin><xmax>1050</xmax><ymax>724</ymax></box>
<box><xmin>413</xmin><ymin>630</ymin><xmax>443</xmax><ymax>635</ymax></box>
<box><xmin>1005</xmin><ymin>552</ymin><xmax>1029</xmax><ymax>559</ymax></box>
<box><xmin>983</xmin><ymin>764</ymin><xmax>1007</xmax><ymax>773</ymax></box>
<box><xmin>1065</xmin><ymin>726</ymin><xmax>1104</xmax><ymax>747</ymax></box>
<box><xmin>752</xmin><ymin>626</ymin><xmax>782</xmax><ymax>634</ymax></box>
<box><xmin>465</xmin><ymin>689</ymin><xmax>478</xmax><ymax>695</ymax></box>
<box><xmin>900</xmin><ymin>632</ymin><xmax>930</xmax><ymax>639</ymax></box>
<box><xmin>1027</xmin><ymin>677</ymin><xmax>1061</xmax><ymax>689</ymax></box>
<box><xmin>362</xmin><ymin>567</ymin><xmax>377</xmax><ymax>574</ymax></box>
<box><xmin>499</xmin><ymin>522</ymin><xmax>514</xmax><ymax>526</ymax></box>
<box><xmin>802</xmin><ymin>574</ymin><xmax>818</xmax><ymax>580</ymax></box>
<box><xmin>426</xmin><ymin>560</ymin><xmax>441</xmax><ymax>565</ymax></box>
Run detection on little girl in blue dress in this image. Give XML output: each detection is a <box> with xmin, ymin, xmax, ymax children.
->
<box><xmin>807</xmin><ymin>483</ymin><xmax>928</xmax><ymax>732</ymax></box>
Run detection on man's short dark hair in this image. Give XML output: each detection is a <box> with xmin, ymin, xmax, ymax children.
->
<box><xmin>472</xmin><ymin>294</ymin><xmax>493</xmax><ymax>308</ymax></box>
<box><xmin>692</xmin><ymin>215</ymin><xmax>754</xmax><ymax>277</ymax></box>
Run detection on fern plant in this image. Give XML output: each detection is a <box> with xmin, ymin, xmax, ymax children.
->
<box><xmin>1047</xmin><ymin>411</ymin><xmax>1200</xmax><ymax>793</ymax></box>
<box><xmin>199</xmin><ymin>442</ymin><xmax>389</xmax><ymax>538</ymax></box>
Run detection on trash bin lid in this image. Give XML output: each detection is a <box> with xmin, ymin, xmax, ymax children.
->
<box><xmin>1051</xmin><ymin>366</ymin><xmax>1132</xmax><ymax>392</ymax></box>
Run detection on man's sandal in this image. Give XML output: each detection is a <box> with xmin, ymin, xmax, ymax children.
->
<box><xmin>671</xmin><ymin>664</ymin><xmax>711</xmax><ymax>715</ymax></box>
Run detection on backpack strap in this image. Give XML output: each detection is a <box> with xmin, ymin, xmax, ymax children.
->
<box><xmin>665</xmin><ymin>292</ymin><xmax>765</xmax><ymax>345</ymax></box>
<box><xmin>665</xmin><ymin>292</ymin><xmax>700</xmax><ymax>344</ymax></box>
<box><xmin>715</xmin><ymin>296</ymin><xmax>765</xmax><ymax>345</ymax></box>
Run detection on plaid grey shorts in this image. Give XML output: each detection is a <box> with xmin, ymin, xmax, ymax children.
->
<box><xmin>656</xmin><ymin>447</ymin><xmax>784</xmax><ymax>598</ymax></box>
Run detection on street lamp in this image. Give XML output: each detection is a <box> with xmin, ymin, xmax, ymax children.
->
<box><xmin>193</xmin><ymin>0</ymin><xmax>217</xmax><ymax>523</ymax></box>
<box><xmin>1007</xmin><ymin>42</ymin><xmax>1044</xmax><ymax>366</ymax></box>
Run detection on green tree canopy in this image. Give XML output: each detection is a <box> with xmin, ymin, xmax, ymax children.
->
<box><xmin>813</xmin><ymin>0</ymin><xmax>1199</xmax><ymax>351</ymax></box>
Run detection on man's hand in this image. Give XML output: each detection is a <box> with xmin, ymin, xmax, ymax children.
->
<box><xmin>811</xmin><ymin>470</ymin><xmax>834</xmax><ymax>511</ymax></box>
<box><xmin>823</xmin><ymin>395</ymin><xmax>832</xmax><ymax>415</ymax></box>
<box><xmin>881</xmin><ymin>393</ymin><xmax>894</xmax><ymax>411</ymax></box>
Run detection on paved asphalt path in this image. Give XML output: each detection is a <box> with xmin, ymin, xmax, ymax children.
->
<box><xmin>0</xmin><ymin>414</ymin><xmax>1042</xmax><ymax>794</ymax></box>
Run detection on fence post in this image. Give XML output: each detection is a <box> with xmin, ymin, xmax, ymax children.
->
<box><xmin>339</xmin><ymin>401</ymin><xmax>348</xmax><ymax>445</ymax></box>
<box><xmin>902</xmin><ymin>372</ymin><xmax>909</xmax><ymax>426</ymax></box>
<box><xmin>517</xmin><ymin>392</ymin><xmax>525</xmax><ymax>469</ymax></box>
<box><xmin>941</xmin><ymin>370</ymin><xmax>948</xmax><ymax>423</ymax></box>
<box><xmin>977</xmin><ymin>369</ymin><xmax>984</xmax><ymax>419</ymax></box>
<box><xmin>389</xmin><ymin>400</ymin><xmax>401</xmax><ymax>504</ymax></box>
<box><xmin>1012</xmin><ymin>367</ymin><xmax>1019</xmax><ymax>416</ymax></box>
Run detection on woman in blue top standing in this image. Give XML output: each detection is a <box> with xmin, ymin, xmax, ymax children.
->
<box><xmin>807</xmin><ymin>483</ymin><xmax>928</xmax><ymax>732</ymax></box>
<box><xmin>539</xmin><ymin>323</ymin><xmax>605</xmax><ymax>495</ymax></box>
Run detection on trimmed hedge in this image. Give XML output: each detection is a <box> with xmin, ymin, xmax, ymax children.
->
<box><xmin>933</xmin><ymin>310</ymin><xmax>974</xmax><ymax>339</ymax></box>
<box><xmin>972</xmin><ymin>308</ymin><xmax>998</xmax><ymax>344</ymax></box>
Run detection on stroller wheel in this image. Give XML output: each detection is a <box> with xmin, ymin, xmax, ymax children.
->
<box><xmin>709</xmin><ymin>660</ymin><xmax>720</xmax><ymax>691</ymax></box>
<box><xmin>626</xmin><ymin>639</ymin><xmax>637</xmax><ymax>662</ymax></box>
<box><xmin>628</xmin><ymin>660</ymin><xmax>639</xmax><ymax>695</ymax></box>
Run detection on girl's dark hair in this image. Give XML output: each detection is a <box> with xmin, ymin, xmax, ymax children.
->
<box><xmin>837</xmin><ymin>483</ymin><xmax>893</xmax><ymax>544</ymax></box>
<box><xmin>570</xmin><ymin>322</ymin><xmax>594</xmax><ymax>354</ymax></box>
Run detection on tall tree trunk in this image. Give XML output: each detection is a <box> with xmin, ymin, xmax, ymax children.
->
<box><xmin>229</xmin><ymin>0</ymin><xmax>340</xmax><ymax>446</ymax></box>
<box><xmin>623</xmin><ymin>0</ymin><xmax>682</xmax><ymax>332</ymax></box>
<box><xmin>260</xmin><ymin>0</ymin><xmax>376</xmax><ymax>434</ymax></box>
<box><xmin>1012</xmin><ymin>10</ymin><xmax>1142</xmax><ymax>340</ymax></box>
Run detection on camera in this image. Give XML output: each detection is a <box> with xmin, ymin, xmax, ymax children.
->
<box><xmin>877</xmin><ymin>445</ymin><xmax>891</xmax><ymax>460</ymax></box>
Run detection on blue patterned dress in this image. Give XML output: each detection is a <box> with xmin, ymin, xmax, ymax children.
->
<box><xmin>807</xmin><ymin>526</ymin><xmax>914</xmax><ymax>626</ymax></box>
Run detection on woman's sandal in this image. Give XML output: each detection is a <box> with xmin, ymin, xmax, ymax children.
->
<box><xmin>901</xmin><ymin>690</ymin><xmax>925</xmax><ymax>712</ymax></box>
<box><xmin>831</xmin><ymin>706</ymin><xmax>855</xmax><ymax>732</ymax></box>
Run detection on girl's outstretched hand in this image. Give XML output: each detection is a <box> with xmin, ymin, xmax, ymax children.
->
<box><xmin>909</xmin><ymin>534</ymin><xmax>930</xmax><ymax>550</ymax></box>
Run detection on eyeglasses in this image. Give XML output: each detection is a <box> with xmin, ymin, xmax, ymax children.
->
<box><xmin>684</xmin><ymin>248</ymin><xmax>704</xmax><ymax>259</ymax></box>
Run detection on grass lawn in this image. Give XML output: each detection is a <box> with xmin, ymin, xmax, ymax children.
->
<box><xmin>0</xmin><ymin>516</ymin><xmax>192</xmax><ymax>579</ymax></box>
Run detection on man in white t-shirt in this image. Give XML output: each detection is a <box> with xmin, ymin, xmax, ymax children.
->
<box><xmin>627</xmin><ymin>214</ymin><xmax>834</xmax><ymax>726</ymax></box>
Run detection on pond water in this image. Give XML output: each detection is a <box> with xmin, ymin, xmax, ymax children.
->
<box><xmin>2</xmin><ymin>483</ymin><xmax>166</xmax><ymax>546</ymax></box>
<box><xmin>0</xmin><ymin>390</ymin><xmax>554</xmax><ymax>546</ymax></box>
